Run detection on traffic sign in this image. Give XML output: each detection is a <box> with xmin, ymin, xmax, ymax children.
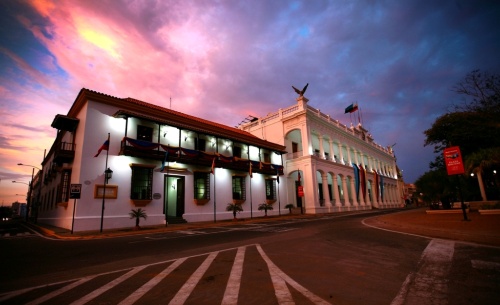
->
<box><xmin>70</xmin><ymin>184</ymin><xmax>82</xmax><ymax>199</ymax></box>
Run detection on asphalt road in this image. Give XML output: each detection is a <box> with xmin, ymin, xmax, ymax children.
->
<box><xmin>1</xmin><ymin>210</ymin><xmax>499</xmax><ymax>304</ymax></box>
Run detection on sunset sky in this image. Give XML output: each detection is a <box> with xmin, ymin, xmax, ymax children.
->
<box><xmin>1</xmin><ymin>0</ymin><xmax>499</xmax><ymax>205</ymax></box>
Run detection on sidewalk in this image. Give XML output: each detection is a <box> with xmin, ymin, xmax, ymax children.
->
<box><xmin>364</xmin><ymin>207</ymin><xmax>500</xmax><ymax>247</ymax></box>
<box><xmin>28</xmin><ymin>207</ymin><xmax>500</xmax><ymax>247</ymax></box>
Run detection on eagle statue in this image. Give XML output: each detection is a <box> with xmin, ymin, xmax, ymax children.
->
<box><xmin>292</xmin><ymin>83</ymin><xmax>309</xmax><ymax>97</ymax></box>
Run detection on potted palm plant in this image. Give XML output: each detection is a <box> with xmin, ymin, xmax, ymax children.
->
<box><xmin>258</xmin><ymin>203</ymin><xmax>273</xmax><ymax>217</ymax></box>
<box><xmin>129</xmin><ymin>208</ymin><xmax>147</xmax><ymax>230</ymax></box>
<box><xmin>226</xmin><ymin>203</ymin><xmax>243</xmax><ymax>220</ymax></box>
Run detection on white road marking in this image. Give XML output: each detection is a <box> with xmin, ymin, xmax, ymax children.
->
<box><xmin>221</xmin><ymin>246</ymin><xmax>246</xmax><ymax>305</ymax></box>
<box><xmin>70</xmin><ymin>266</ymin><xmax>147</xmax><ymax>305</ymax></box>
<box><xmin>118</xmin><ymin>258</ymin><xmax>187</xmax><ymax>305</ymax></box>
<box><xmin>471</xmin><ymin>259</ymin><xmax>500</xmax><ymax>271</ymax></box>
<box><xmin>26</xmin><ymin>276</ymin><xmax>98</xmax><ymax>305</ymax></box>
<box><xmin>256</xmin><ymin>244</ymin><xmax>331</xmax><ymax>305</ymax></box>
<box><xmin>391</xmin><ymin>239</ymin><xmax>455</xmax><ymax>305</ymax></box>
<box><xmin>168</xmin><ymin>251</ymin><xmax>218</xmax><ymax>305</ymax></box>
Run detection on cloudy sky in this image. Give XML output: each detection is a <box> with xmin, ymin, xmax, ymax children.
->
<box><xmin>1</xmin><ymin>0</ymin><xmax>499</xmax><ymax>204</ymax></box>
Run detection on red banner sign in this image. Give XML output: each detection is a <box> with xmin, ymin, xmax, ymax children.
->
<box><xmin>444</xmin><ymin>146</ymin><xmax>465</xmax><ymax>175</ymax></box>
<box><xmin>297</xmin><ymin>186</ymin><xmax>304</xmax><ymax>197</ymax></box>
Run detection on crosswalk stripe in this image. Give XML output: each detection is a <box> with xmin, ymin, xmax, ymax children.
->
<box><xmin>391</xmin><ymin>239</ymin><xmax>455</xmax><ymax>305</ymax></box>
<box><xmin>221</xmin><ymin>246</ymin><xmax>246</xmax><ymax>305</ymax></box>
<box><xmin>256</xmin><ymin>244</ymin><xmax>331</xmax><ymax>305</ymax></box>
<box><xmin>25</xmin><ymin>276</ymin><xmax>98</xmax><ymax>305</ymax></box>
<box><xmin>70</xmin><ymin>266</ymin><xmax>147</xmax><ymax>305</ymax></box>
<box><xmin>169</xmin><ymin>252</ymin><xmax>218</xmax><ymax>305</ymax></box>
<box><xmin>118</xmin><ymin>258</ymin><xmax>187</xmax><ymax>305</ymax></box>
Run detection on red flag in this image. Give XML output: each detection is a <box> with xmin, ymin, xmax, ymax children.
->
<box><xmin>211</xmin><ymin>157</ymin><xmax>215</xmax><ymax>175</ymax></box>
<box><xmin>94</xmin><ymin>140</ymin><xmax>109</xmax><ymax>157</ymax></box>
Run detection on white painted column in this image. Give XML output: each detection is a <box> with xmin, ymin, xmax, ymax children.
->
<box><xmin>318</xmin><ymin>135</ymin><xmax>325</xmax><ymax>159</ymax></box>
<box><xmin>333</xmin><ymin>173</ymin><xmax>340</xmax><ymax>207</ymax></box>
<box><xmin>341</xmin><ymin>176</ymin><xmax>349</xmax><ymax>206</ymax></box>
<box><xmin>349</xmin><ymin>176</ymin><xmax>359</xmax><ymax>207</ymax></box>
<box><xmin>321</xmin><ymin>173</ymin><xmax>331</xmax><ymax>207</ymax></box>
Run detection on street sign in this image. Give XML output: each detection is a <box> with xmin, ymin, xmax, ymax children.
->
<box><xmin>70</xmin><ymin>184</ymin><xmax>82</xmax><ymax>199</ymax></box>
<box><xmin>444</xmin><ymin>146</ymin><xmax>465</xmax><ymax>175</ymax></box>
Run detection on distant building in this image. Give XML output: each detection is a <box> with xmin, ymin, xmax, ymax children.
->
<box><xmin>239</xmin><ymin>95</ymin><xmax>402</xmax><ymax>212</ymax></box>
<box><xmin>38</xmin><ymin>89</ymin><xmax>286</xmax><ymax>232</ymax></box>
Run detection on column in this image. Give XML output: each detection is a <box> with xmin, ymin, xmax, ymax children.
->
<box><xmin>318</xmin><ymin>135</ymin><xmax>324</xmax><ymax>158</ymax></box>
<box><xmin>329</xmin><ymin>140</ymin><xmax>335</xmax><ymax>162</ymax></box>
<box><xmin>322</xmin><ymin>173</ymin><xmax>331</xmax><ymax>206</ymax></box>
<box><xmin>333</xmin><ymin>173</ymin><xmax>340</xmax><ymax>207</ymax></box>
<box><xmin>342</xmin><ymin>176</ymin><xmax>349</xmax><ymax>206</ymax></box>
<box><xmin>338</xmin><ymin>143</ymin><xmax>344</xmax><ymax>164</ymax></box>
<box><xmin>349</xmin><ymin>176</ymin><xmax>359</xmax><ymax>207</ymax></box>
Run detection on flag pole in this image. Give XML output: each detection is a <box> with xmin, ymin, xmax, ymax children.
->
<box><xmin>249</xmin><ymin>162</ymin><xmax>253</xmax><ymax>219</ymax></box>
<box><xmin>213</xmin><ymin>159</ymin><xmax>216</xmax><ymax>223</ymax></box>
<box><xmin>277</xmin><ymin>169</ymin><xmax>281</xmax><ymax>216</ymax></box>
<box><xmin>165</xmin><ymin>152</ymin><xmax>169</xmax><ymax>227</ymax></box>
<box><xmin>100</xmin><ymin>133</ymin><xmax>110</xmax><ymax>233</ymax></box>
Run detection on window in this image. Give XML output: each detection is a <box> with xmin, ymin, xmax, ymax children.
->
<box><xmin>57</xmin><ymin>169</ymin><xmax>71</xmax><ymax>203</ymax></box>
<box><xmin>137</xmin><ymin>125</ymin><xmax>153</xmax><ymax>142</ymax></box>
<box><xmin>263</xmin><ymin>152</ymin><xmax>271</xmax><ymax>163</ymax></box>
<box><xmin>194</xmin><ymin>172</ymin><xmax>210</xmax><ymax>200</ymax></box>
<box><xmin>233</xmin><ymin>146</ymin><xmax>242</xmax><ymax>158</ymax></box>
<box><xmin>196</xmin><ymin>138</ymin><xmax>206</xmax><ymax>151</ymax></box>
<box><xmin>265</xmin><ymin>179</ymin><xmax>276</xmax><ymax>200</ymax></box>
<box><xmin>232</xmin><ymin>176</ymin><xmax>246</xmax><ymax>200</ymax></box>
<box><xmin>131</xmin><ymin>165</ymin><xmax>153</xmax><ymax>200</ymax></box>
<box><xmin>292</xmin><ymin>142</ymin><xmax>298</xmax><ymax>153</ymax></box>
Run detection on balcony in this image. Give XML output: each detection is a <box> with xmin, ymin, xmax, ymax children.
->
<box><xmin>53</xmin><ymin>141</ymin><xmax>75</xmax><ymax>164</ymax></box>
<box><xmin>119</xmin><ymin>137</ymin><xmax>283</xmax><ymax>176</ymax></box>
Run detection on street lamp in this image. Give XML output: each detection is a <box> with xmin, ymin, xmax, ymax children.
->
<box><xmin>12</xmin><ymin>181</ymin><xmax>31</xmax><ymax>221</ymax></box>
<box><xmin>100</xmin><ymin>167</ymin><xmax>113</xmax><ymax>233</ymax></box>
<box><xmin>105</xmin><ymin>168</ymin><xmax>113</xmax><ymax>182</ymax></box>
<box><xmin>17</xmin><ymin>163</ymin><xmax>42</xmax><ymax>223</ymax></box>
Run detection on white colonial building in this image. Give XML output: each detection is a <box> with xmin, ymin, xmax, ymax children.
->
<box><xmin>37</xmin><ymin>89</ymin><xmax>286</xmax><ymax>232</ymax></box>
<box><xmin>239</xmin><ymin>95</ymin><xmax>403</xmax><ymax>214</ymax></box>
<box><xmin>35</xmin><ymin>88</ymin><xmax>402</xmax><ymax>232</ymax></box>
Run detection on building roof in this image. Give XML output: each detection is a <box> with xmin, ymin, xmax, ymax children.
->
<box><xmin>68</xmin><ymin>88</ymin><xmax>287</xmax><ymax>153</ymax></box>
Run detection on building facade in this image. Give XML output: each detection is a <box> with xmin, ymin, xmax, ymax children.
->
<box><xmin>239</xmin><ymin>96</ymin><xmax>403</xmax><ymax>214</ymax></box>
<box><xmin>37</xmin><ymin>89</ymin><xmax>286</xmax><ymax>232</ymax></box>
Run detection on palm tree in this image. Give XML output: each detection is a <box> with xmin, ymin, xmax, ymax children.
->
<box><xmin>226</xmin><ymin>203</ymin><xmax>243</xmax><ymax>220</ymax></box>
<box><xmin>465</xmin><ymin>147</ymin><xmax>500</xmax><ymax>201</ymax></box>
<box><xmin>129</xmin><ymin>208</ymin><xmax>147</xmax><ymax>229</ymax></box>
<box><xmin>258</xmin><ymin>203</ymin><xmax>273</xmax><ymax>216</ymax></box>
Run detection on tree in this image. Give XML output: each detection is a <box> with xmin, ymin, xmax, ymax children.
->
<box><xmin>129</xmin><ymin>208</ymin><xmax>147</xmax><ymax>229</ymax></box>
<box><xmin>226</xmin><ymin>203</ymin><xmax>243</xmax><ymax>220</ymax></box>
<box><xmin>465</xmin><ymin>148</ymin><xmax>500</xmax><ymax>200</ymax></box>
<box><xmin>258</xmin><ymin>203</ymin><xmax>273</xmax><ymax>216</ymax></box>
<box><xmin>421</xmin><ymin>70</ymin><xmax>500</xmax><ymax>202</ymax></box>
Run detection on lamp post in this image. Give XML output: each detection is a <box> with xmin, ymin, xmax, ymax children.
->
<box><xmin>100</xmin><ymin>167</ymin><xmax>113</xmax><ymax>233</ymax></box>
<box><xmin>17</xmin><ymin>163</ymin><xmax>42</xmax><ymax>222</ymax></box>
<box><xmin>12</xmin><ymin>181</ymin><xmax>31</xmax><ymax>221</ymax></box>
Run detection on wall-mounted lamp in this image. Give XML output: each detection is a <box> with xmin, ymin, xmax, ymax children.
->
<box><xmin>105</xmin><ymin>167</ymin><xmax>113</xmax><ymax>181</ymax></box>
<box><xmin>184</xmin><ymin>136</ymin><xmax>188</xmax><ymax>141</ymax></box>
<box><xmin>470</xmin><ymin>173</ymin><xmax>475</xmax><ymax>177</ymax></box>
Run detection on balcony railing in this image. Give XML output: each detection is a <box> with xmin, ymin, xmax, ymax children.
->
<box><xmin>53</xmin><ymin>141</ymin><xmax>75</xmax><ymax>164</ymax></box>
<box><xmin>119</xmin><ymin>137</ymin><xmax>283</xmax><ymax>176</ymax></box>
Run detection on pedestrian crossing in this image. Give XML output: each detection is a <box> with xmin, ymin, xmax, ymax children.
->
<box><xmin>0</xmin><ymin>231</ymin><xmax>36</xmax><ymax>239</ymax></box>
<box><xmin>0</xmin><ymin>244</ymin><xmax>332</xmax><ymax>305</ymax></box>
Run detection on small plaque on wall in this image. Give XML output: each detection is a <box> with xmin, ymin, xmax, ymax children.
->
<box><xmin>94</xmin><ymin>185</ymin><xmax>118</xmax><ymax>199</ymax></box>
